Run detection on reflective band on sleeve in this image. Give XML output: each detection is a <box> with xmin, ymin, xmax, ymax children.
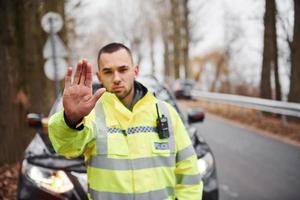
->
<box><xmin>89</xmin><ymin>155</ymin><xmax>176</xmax><ymax>170</ymax></box>
<box><xmin>89</xmin><ymin>186</ymin><xmax>174</xmax><ymax>200</ymax></box>
<box><xmin>176</xmin><ymin>173</ymin><xmax>201</xmax><ymax>185</ymax></box>
<box><xmin>157</xmin><ymin>100</ymin><xmax>175</xmax><ymax>154</ymax></box>
<box><xmin>176</xmin><ymin>144</ymin><xmax>195</xmax><ymax>163</ymax></box>
<box><xmin>94</xmin><ymin>102</ymin><xmax>108</xmax><ymax>154</ymax></box>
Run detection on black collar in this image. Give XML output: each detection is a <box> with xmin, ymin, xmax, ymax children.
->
<box><xmin>128</xmin><ymin>81</ymin><xmax>148</xmax><ymax>111</ymax></box>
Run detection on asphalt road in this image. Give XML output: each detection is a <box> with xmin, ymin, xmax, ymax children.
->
<box><xmin>196</xmin><ymin>115</ymin><xmax>300</xmax><ymax>200</ymax></box>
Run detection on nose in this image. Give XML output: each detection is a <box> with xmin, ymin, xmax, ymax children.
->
<box><xmin>113</xmin><ymin>71</ymin><xmax>121</xmax><ymax>84</ymax></box>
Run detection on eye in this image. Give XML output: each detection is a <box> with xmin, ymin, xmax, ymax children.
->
<box><xmin>120</xmin><ymin>68</ymin><xmax>127</xmax><ymax>73</ymax></box>
<box><xmin>119</xmin><ymin>66</ymin><xmax>128</xmax><ymax>73</ymax></box>
<box><xmin>103</xmin><ymin>70</ymin><xmax>112</xmax><ymax>75</ymax></box>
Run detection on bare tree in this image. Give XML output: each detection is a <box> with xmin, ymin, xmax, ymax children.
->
<box><xmin>170</xmin><ymin>0</ymin><xmax>182</xmax><ymax>79</ymax></box>
<box><xmin>288</xmin><ymin>0</ymin><xmax>300</xmax><ymax>103</ymax></box>
<box><xmin>223</xmin><ymin>5</ymin><xmax>245</xmax><ymax>94</ymax></box>
<box><xmin>260</xmin><ymin>0</ymin><xmax>281</xmax><ymax>100</ymax></box>
<box><xmin>182</xmin><ymin>0</ymin><xmax>191</xmax><ymax>79</ymax></box>
<box><xmin>160</xmin><ymin>0</ymin><xmax>192</xmax><ymax>80</ymax></box>
<box><xmin>0</xmin><ymin>0</ymin><xmax>66</xmax><ymax>165</ymax></box>
<box><xmin>190</xmin><ymin>50</ymin><xmax>229</xmax><ymax>92</ymax></box>
<box><xmin>142</xmin><ymin>1</ymin><xmax>160</xmax><ymax>75</ymax></box>
<box><xmin>93</xmin><ymin>0</ymin><xmax>159</xmax><ymax>67</ymax></box>
<box><xmin>156</xmin><ymin>0</ymin><xmax>173</xmax><ymax>82</ymax></box>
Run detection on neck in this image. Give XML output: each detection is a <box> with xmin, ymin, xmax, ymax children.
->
<box><xmin>120</xmin><ymin>85</ymin><xmax>135</xmax><ymax>109</ymax></box>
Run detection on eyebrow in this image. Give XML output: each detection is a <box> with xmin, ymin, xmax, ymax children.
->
<box><xmin>102</xmin><ymin>65</ymin><xmax>129</xmax><ymax>71</ymax></box>
<box><xmin>101</xmin><ymin>67</ymin><xmax>112</xmax><ymax>72</ymax></box>
<box><xmin>119</xmin><ymin>65</ymin><xmax>128</xmax><ymax>69</ymax></box>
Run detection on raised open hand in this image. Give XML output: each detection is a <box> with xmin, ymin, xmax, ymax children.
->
<box><xmin>63</xmin><ymin>59</ymin><xmax>106</xmax><ymax>124</ymax></box>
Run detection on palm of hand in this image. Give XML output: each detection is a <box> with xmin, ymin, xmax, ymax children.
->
<box><xmin>63</xmin><ymin>85</ymin><xmax>93</xmax><ymax>120</ymax></box>
<box><xmin>63</xmin><ymin>59</ymin><xmax>106</xmax><ymax>124</ymax></box>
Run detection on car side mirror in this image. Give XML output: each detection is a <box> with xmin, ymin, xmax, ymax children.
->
<box><xmin>27</xmin><ymin>113</ymin><xmax>43</xmax><ymax>129</ymax></box>
<box><xmin>188</xmin><ymin>109</ymin><xmax>205</xmax><ymax>124</ymax></box>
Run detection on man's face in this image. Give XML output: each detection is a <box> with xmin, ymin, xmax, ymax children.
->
<box><xmin>96</xmin><ymin>49</ymin><xmax>138</xmax><ymax>100</ymax></box>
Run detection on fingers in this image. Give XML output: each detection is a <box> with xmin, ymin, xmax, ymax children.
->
<box><xmin>85</xmin><ymin>62</ymin><xmax>93</xmax><ymax>87</ymax></box>
<box><xmin>79</xmin><ymin>59</ymin><xmax>87</xmax><ymax>85</ymax></box>
<box><xmin>64</xmin><ymin>67</ymin><xmax>73</xmax><ymax>89</ymax></box>
<box><xmin>90</xmin><ymin>88</ymin><xmax>106</xmax><ymax>105</ymax></box>
<box><xmin>72</xmin><ymin>59</ymin><xmax>93</xmax><ymax>86</ymax></box>
<box><xmin>74</xmin><ymin>60</ymin><xmax>83</xmax><ymax>84</ymax></box>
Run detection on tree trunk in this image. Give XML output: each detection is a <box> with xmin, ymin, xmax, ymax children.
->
<box><xmin>0</xmin><ymin>0</ymin><xmax>28</xmax><ymax>165</ymax></box>
<box><xmin>0</xmin><ymin>0</ymin><xmax>66</xmax><ymax>165</ymax></box>
<box><xmin>260</xmin><ymin>0</ymin><xmax>280</xmax><ymax>100</ymax></box>
<box><xmin>149</xmin><ymin>28</ymin><xmax>156</xmax><ymax>75</ymax></box>
<box><xmin>288</xmin><ymin>0</ymin><xmax>300</xmax><ymax>103</ymax></box>
<box><xmin>182</xmin><ymin>0</ymin><xmax>190</xmax><ymax>79</ymax></box>
<box><xmin>272</xmin><ymin>1</ymin><xmax>281</xmax><ymax>101</ymax></box>
<box><xmin>157</xmin><ymin>0</ymin><xmax>172</xmax><ymax>83</ymax></box>
<box><xmin>163</xmin><ymin>32</ymin><xmax>171</xmax><ymax>80</ymax></box>
<box><xmin>170</xmin><ymin>0</ymin><xmax>181</xmax><ymax>79</ymax></box>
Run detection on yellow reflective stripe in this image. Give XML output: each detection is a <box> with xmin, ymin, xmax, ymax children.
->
<box><xmin>176</xmin><ymin>144</ymin><xmax>195</xmax><ymax>163</ymax></box>
<box><xmin>89</xmin><ymin>155</ymin><xmax>176</xmax><ymax>170</ymax></box>
<box><xmin>89</xmin><ymin>186</ymin><xmax>174</xmax><ymax>200</ymax></box>
<box><xmin>176</xmin><ymin>173</ymin><xmax>201</xmax><ymax>185</ymax></box>
<box><xmin>94</xmin><ymin>102</ymin><xmax>107</xmax><ymax>154</ymax></box>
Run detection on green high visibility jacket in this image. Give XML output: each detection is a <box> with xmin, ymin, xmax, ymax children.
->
<box><xmin>48</xmin><ymin>88</ymin><xmax>203</xmax><ymax>200</ymax></box>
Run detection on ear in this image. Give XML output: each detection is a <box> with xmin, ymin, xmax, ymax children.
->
<box><xmin>133</xmin><ymin>64</ymin><xmax>139</xmax><ymax>78</ymax></box>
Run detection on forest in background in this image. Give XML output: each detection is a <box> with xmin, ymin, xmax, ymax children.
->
<box><xmin>0</xmin><ymin>0</ymin><xmax>299</xmax><ymax>165</ymax></box>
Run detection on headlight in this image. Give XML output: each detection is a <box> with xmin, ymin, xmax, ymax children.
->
<box><xmin>22</xmin><ymin>160</ymin><xmax>74</xmax><ymax>194</ymax></box>
<box><xmin>197</xmin><ymin>152</ymin><xmax>214</xmax><ymax>178</ymax></box>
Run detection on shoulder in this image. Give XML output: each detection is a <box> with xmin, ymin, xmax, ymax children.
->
<box><xmin>157</xmin><ymin>100</ymin><xmax>182</xmax><ymax>121</ymax></box>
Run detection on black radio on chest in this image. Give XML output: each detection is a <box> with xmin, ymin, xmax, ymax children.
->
<box><xmin>156</xmin><ymin>103</ymin><xmax>170</xmax><ymax>139</ymax></box>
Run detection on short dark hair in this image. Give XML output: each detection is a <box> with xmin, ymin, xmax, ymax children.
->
<box><xmin>97</xmin><ymin>43</ymin><xmax>133</xmax><ymax>68</ymax></box>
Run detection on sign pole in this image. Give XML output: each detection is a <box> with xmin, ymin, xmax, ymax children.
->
<box><xmin>49</xmin><ymin>17</ymin><xmax>60</xmax><ymax>98</ymax></box>
<box><xmin>42</xmin><ymin>12</ymin><xmax>67</xmax><ymax>97</ymax></box>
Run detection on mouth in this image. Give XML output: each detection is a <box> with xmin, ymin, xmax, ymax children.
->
<box><xmin>112</xmin><ymin>86</ymin><xmax>124</xmax><ymax>92</ymax></box>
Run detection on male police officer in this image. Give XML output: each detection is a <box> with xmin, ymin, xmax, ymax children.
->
<box><xmin>49</xmin><ymin>43</ymin><xmax>203</xmax><ymax>200</ymax></box>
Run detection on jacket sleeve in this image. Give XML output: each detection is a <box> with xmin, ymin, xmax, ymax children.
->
<box><xmin>167</xmin><ymin>105</ymin><xmax>203</xmax><ymax>200</ymax></box>
<box><xmin>48</xmin><ymin>110</ymin><xmax>95</xmax><ymax>158</ymax></box>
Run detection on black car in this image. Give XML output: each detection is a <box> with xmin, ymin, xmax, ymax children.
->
<box><xmin>173</xmin><ymin>79</ymin><xmax>196</xmax><ymax>99</ymax></box>
<box><xmin>17</xmin><ymin>76</ymin><xmax>218</xmax><ymax>200</ymax></box>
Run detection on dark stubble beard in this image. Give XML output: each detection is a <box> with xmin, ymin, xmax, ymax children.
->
<box><xmin>116</xmin><ymin>84</ymin><xmax>134</xmax><ymax>100</ymax></box>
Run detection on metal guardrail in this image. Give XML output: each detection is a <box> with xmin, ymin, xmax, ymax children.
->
<box><xmin>192</xmin><ymin>90</ymin><xmax>300</xmax><ymax>118</ymax></box>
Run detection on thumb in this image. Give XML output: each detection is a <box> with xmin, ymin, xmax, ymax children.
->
<box><xmin>91</xmin><ymin>88</ymin><xmax>106</xmax><ymax>105</ymax></box>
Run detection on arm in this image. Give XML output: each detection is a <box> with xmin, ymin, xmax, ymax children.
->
<box><xmin>48</xmin><ymin>110</ymin><xmax>96</xmax><ymax>158</ymax></box>
<box><xmin>168</xmin><ymin>105</ymin><xmax>203</xmax><ymax>200</ymax></box>
<box><xmin>48</xmin><ymin>59</ymin><xmax>105</xmax><ymax>158</ymax></box>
